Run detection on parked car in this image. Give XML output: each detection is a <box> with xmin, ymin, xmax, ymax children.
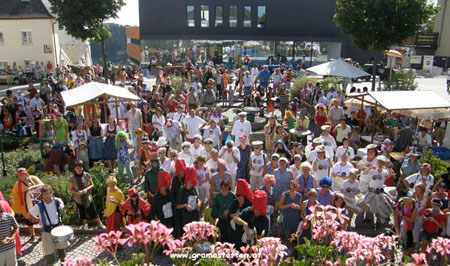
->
<box><xmin>0</xmin><ymin>70</ymin><xmax>22</xmax><ymax>85</ymax></box>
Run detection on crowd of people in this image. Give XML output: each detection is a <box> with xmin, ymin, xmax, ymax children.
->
<box><xmin>1</xmin><ymin>55</ymin><xmax>450</xmax><ymax>265</ymax></box>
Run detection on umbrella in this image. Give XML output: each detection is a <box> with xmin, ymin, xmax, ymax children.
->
<box><xmin>306</xmin><ymin>59</ymin><xmax>370</xmax><ymax>78</ymax></box>
<box><xmin>386</xmin><ymin>49</ymin><xmax>403</xmax><ymax>58</ymax></box>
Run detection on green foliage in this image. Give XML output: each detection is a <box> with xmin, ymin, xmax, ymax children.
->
<box><xmin>2</xmin><ymin>136</ymin><xmax>34</xmax><ymax>152</ymax></box>
<box><xmin>90</xmin><ymin>161</ymin><xmax>130</xmax><ymax>218</ymax></box>
<box><xmin>196</xmin><ymin>258</ymin><xmax>229</xmax><ymax>266</ymax></box>
<box><xmin>91</xmin><ymin>23</ymin><xmax>128</xmax><ymax>64</ymax></box>
<box><xmin>290</xmin><ymin>77</ymin><xmax>318</xmax><ymax>98</ymax></box>
<box><xmin>291</xmin><ymin>239</ymin><xmax>345</xmax><ymax>266</ymax></box>
<box><xmin>49</xmin><ymin>0</ymin><xmax>125</xmax><ymax>42</ymax></box>
<box><xmin>384</xmin><ymin>72</ymin><xmax>418</xmax><ymax>91</ymax></box>
<box><xmin>334</xmin><ymin>0</ymin><xmax>435</xmax><ymax>52</ymax></box>
<box><xmin>120</xmin><ymin>253</ymin><xmax>146</xmax><ymax>266</ymax></box>
<box><xmin>419</xmin><ymin>149</ymin><xmax>450</xmax><ymax>179</ymax></box>
<box><xmin>321</xmin><ymin>77</ymin><xmax>343</xmax><ymax>94</ymax></box>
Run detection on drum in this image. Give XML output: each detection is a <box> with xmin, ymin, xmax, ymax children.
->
<box><xmin>25</xmin><ymin>188</ymin><xmax>41</xmax><ymax>213</ymax></box>
<box><xmin>51</xmin><ymin>226</ymin><xmax>74</xmax><ymax>243</ymax></box>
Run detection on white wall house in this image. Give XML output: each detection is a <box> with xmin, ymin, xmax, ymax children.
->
<box><xmin>0</xmin><ymin>0</ymin><xmax>92</xmax><ymax>71</ymax></box>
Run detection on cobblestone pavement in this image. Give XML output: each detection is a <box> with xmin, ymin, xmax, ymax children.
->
<box><xmin>17</xmin><ymin>235</ymin><xmax>173</xmax><ymax>266</ymax></box>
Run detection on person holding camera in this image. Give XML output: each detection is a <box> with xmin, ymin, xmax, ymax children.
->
<box><xmin>29</xmin><ymin>185</ymin><xmax>67</xmax><ymax>266</ymax></box>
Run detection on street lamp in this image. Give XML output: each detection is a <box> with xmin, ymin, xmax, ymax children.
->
<box><xmin>0</xmin><ymin>130</ymin><xmax>6</xmax><ymax>176</ymax></box>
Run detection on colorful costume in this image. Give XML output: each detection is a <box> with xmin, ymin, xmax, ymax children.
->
<box><xmin>104</xmin><ymin>177</ymin><xmax>124</xmax><ymax>232</ymax></box>
<box><xmin>121</xmin><ymin>188</ymin><xmax>151</xmax><ymax>225</ymax></box>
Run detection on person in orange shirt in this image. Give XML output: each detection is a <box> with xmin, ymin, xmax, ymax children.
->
<box><xmin>10</xmin><ymin>168</ymin><xmax>44</xmax><ymax>239</ymax></box>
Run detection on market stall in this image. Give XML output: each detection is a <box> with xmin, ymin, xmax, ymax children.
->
<box><xmin>60</xmin><ymin>82</ymin><xmax>140</xmax><ymax>122</ymax></box>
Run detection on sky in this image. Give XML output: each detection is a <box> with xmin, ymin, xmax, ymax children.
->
<box><xmin>106</xmin><ymin>0</ymin><xmax>139</xmax><ymax>26</ymax></box>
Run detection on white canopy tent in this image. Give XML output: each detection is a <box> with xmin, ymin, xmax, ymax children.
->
<box><xmin>346</xmin><ymin>91</ymin><xmax>450</xmax><ymax>119</ymax></box>
<box><xmin>61</xmin><ymin>82</ymin><xmax>140</xmax><ymax>107</ymax></box>
<box><xmin>306</xmin><ymin>59</ymin><xmax>371</xmax><ymax>78</ymax></box>
<box><xmin>61</xmin><ymin>82</ymin><xmax>140</xmax><ymax>121</ymax></box>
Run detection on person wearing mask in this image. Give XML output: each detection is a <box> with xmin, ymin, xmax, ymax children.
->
<box><xmin>68</xmin><ymin>160</ymin><xmax>105</xmax><ymax>230</ymax></box>
<box><xmin>103</xmin><ymin>177</ymin><xmax>124</xmax><ymax>233</ymax></box>
<box><xmin>151</xmin><ymin>171</ymin><xmax>176</xmax><ymax>229</ymax></box>
<box><xmin>121</xmin><ymin>188</ymin><xmax>151</xmax><ymax>225</ymax></box>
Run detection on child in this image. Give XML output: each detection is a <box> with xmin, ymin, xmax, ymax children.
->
<box><xmin>249</xmin><ymin>141</ymin><xmax>268</xmax><ymax>191</ymax></box>
<box><xmin>104</xmin><ymin>176</ymin><xmax>124</xmax><ymax>233</ymax></box>
<box><xmin>195</xmin><ymin>155</ymin><xmax>210</xmax><ymax>217</ymax></box>
<box><xmin>340</xmin><ymin>168</ymin><xmax>361</xmax><ymax>218</ymax></box>
<box><xmin>115</xmin><ymin>131</ymin><xmax>134</xmax><ymax>182</ymax></box>
<box><xmin>228</xmin><ymin>84</ymin><xmax>234</xmax><ymax>107</ymax></box>
<box><xmin>421</xmin><ymin>198</ymin><xmax>446</xmax><ymax>254</ymax></box>
<box><xmin>76</xmin><ymin>142</ymin><xmax>89</xmax><ymax>170</ymax></box>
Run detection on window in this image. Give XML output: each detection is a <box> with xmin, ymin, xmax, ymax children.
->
<box><xmin>21</xmin><ymin>31</ymin><xmax>33</xmax><ymax>45</ymax></box>
<box><xmin>215</xmin><ymin>6</ymin><xmax>223</xmax><ymax>27</ymax></box>
<box><xmin>0</xmin><ymin>32</ymin><xmax>4</xmax><ymax>45</ymax></box>
<box><xmin>257</xmin><ymin>6</ymin><xmax>266</xmax><ymax>28</ymax></box>
<box><xmin>229</xmin><ymin>6</ymin><xmax>237</xmax><ymax>27</ymax></box>
<box><xmin>187</xmin><ymin>5</ymin><xmax>195</xmax><ymax>27</ymax></box>
<box><xmin>243</xmin><ymin>6</ymin><xmax>252</xmax><ymax>28</ymax></box>
<box><xmin>201</xmin><ymin>5</ymin><xmax>209</xmax><ymax>28</ymax></box>
<box><xmin>0</xmin><ymin>62</ymin><xmax>7</xmax><ymax>70</ymax></box>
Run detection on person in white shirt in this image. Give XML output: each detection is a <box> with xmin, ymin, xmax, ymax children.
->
<box><xmin>360</xmin><ymin>156</ymin><xmax>394</xmax><ymax>225</ymax></box>
<box><xmin>312</xmin><ymin>145</ymin><xmax>333</xmax><ymax>182</ymax></box>
<box><xmin>248</xmin><ymin>141</ymin><xmax>268</xmax><ymax>191</ymax></box>
<box><xmin>340</xmin><ymin>168</ymin><xmax>361</xmax><ymax>215</ymax></box>
<box><xmin>151</xmin><ymin>108</ymin><xmax>166</xmax><ymax>135</ymax></box>
<box><xmin>164</xmin><ymin>119</ymin><xmax>182</xmax><ymax>151</ymax></box>
<box><xmin>326</xmin><ymin>87</ymin><xmax>338</xmax><ymax>101</ymax></box>
<box><xmin>330</xmin><ymin>153</ymin><xmax>355</xmax><ymax>191</ymax></box>
<box><xmin>335</xmin><ymin>137</ymin><xmax>355</xmax><ymax>163</ymax></box>
<box><xmin>231</xmin><ymin>112</ymin><xmax>252</xmax><ymax>147</ymax></box>
<box><xmin>190</xmin><ymin>134</ymin><xmax>207</xmax><ymax>161</ymax></box>
<box><xmin>289</xmin><ymin>154</ymin><xmax>302</xmax><ymax>179</ymax></box>
<box><xmin>158</xmin><ymin>148</ymin><xmax>172</xmax><ymax>172</ymax></box>
<box><xmin>320</xmin><ymin>125</ymin><xmax>337</xmax><ymax>160</ymax></box>
<box><xmin>206</xmin><ymin>149</ymin><xmax>228</xmax><ymax>183</ymax></box>
<box><xmin>219</xmin><ymin>140</ymin><xmax>240</xmax><ymax>188</ymax></box>
<box><xmin>202</xmin><ymin>120</ymin><xmax>222</xmax><ymax>149</ymax></box>
<box><xmin>306</xmin><ymin>137</ymin><xmax>330</xmax><ymax>163</ymax></box>
<box><xmin>183</xmin><ymin>109</ymin><xmax>207</xmax><ymax>143</ymax></box>
<box><xmin>416</xmin><ymin>127</ymin><xmax>432</xmax><ymax>150</ymax></box>
<box><xmin>250</xmin><ymin>64</ymin><xmax>259</xmax><ymax>85</ymax></box>
<box><xmin>404</xmin><ymin>163</ymin><xmax>434</xmax><ymax>192</ymax></box>
<box><xmin>178</xmin><ymin>142</ymin><xmax>194</xmax><ymax>166</ymax></box>
<box><xmin>30</xmin><ymin>94</ymin><xmax>45</xmax><ymax>111</ymax></box>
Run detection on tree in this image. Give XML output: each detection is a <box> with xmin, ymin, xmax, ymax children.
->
<box><xmin>49</xmin><ymin>0</ymin><xmax>125</xmax><ymax>81</ymax></box>
<box><xmin>334</xmin><ymin>0</ymin><xmax>435</xmax><ymax>90</ymax></box>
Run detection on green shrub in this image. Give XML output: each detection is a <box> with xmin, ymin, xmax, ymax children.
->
<box><xmin>384</xmin><ymin>72</ymin><xmax>417</xmax><ymax>91</ymax></box>
<box><xmin>321</xmin><ymin>77</ymin><xmax>342</xmax><ymax>94</ymax></box>
<box><xmin>290</xmin><ymin>77</ymin><xmax>318</xmax><ymax>98</ymax></box>
<box><xmin>1</xmin><ymin>136</ymin><xmax>34</xmax><ymax>152</ymax></box>
<box><xmin>419</xmin><ymin>149</ymin><xmax>450</xmax><ymax>179</ymax></box>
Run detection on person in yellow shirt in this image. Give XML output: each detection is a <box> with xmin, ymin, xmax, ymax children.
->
<box><xmin>295</xmin><ymin>109</ymin><xmax>310</xmax><ymax>131</ymax></box>
<box><xmin>10</xmin><ymin>168</ymin><xmax>44</xmax><ymax>239</ymax></box>
<box><xmin>104</xmin><ymin>176</ymin><xmax>124</xmax><ymax>233</ymax></box>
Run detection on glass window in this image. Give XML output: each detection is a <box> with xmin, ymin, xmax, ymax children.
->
<box><xmin>201</xmin><ymin>5</ymin><xmax>209</xmax><ymax>28</ymax></box>
<box><xmin>21</xmin><ymin>31</ymin><xmax>33</xmax><ymax>45</ymax></box>
<box><xmin>257</xmin><ymin>6</ymin><xmax>266</xmax><ymax>28</ymax></box>
<box><xmin>229</xmin><ymin>6</ymin><xmax>237</xmax><ymax>28</ymax></box>
<box><xmin>243</xmin><ymin>6</ymin><xmax>252</xmax><ymax>28</ymax></box>
<box><xmin>187</xmin><ymin>6</ymin><xmax>195</xmax><ymax>27</ymax></box>
<box><xmin>215</xmin><ymin>6</ymin><xmax>223</xmax><ymax>27</ymax></box>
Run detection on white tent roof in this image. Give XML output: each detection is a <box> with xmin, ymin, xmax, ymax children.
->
<box><xmin>306</xmin><ymin>59</ymin><xmax>371</xmax><ymax>78</ymax></box>
<box><xmin>61</xmin><ymin>82</ymin><xmax>140</xmax><ymax>107</ymax></box>
<box><xmin>368</xmin><ymin>91</ymin><xmax>450</xmax><ymax>110</ymax></box>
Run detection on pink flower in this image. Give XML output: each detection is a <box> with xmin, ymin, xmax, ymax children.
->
<box><xmin>426</xmin><ymin>237</ymin><xmax>450</xmax><ymax>257</ymax></box>
<box><xmin>63</xmin><ymin>257</ymin><xmax>93</xmax><ymax>266</ymax></box>
<box><xmin>92</xmin><ymin>231</ymin><xmax>126</xmax><ymax>256</ymax></box>
<box><xmin>408</xmin><ymin>253</ymin><xmax>426</xmax><ymax>266</ymax></box>
<box><xmin>182</xmin><ymin>221</ymin><xmax>219</xmax><ymax>242</ymax></box>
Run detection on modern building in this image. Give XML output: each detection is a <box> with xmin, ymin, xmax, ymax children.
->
<box><xmin>434</xmin><ymin>0</ymin><xmax>450</xmax><ymax>57</ymax></box>
<box><xmin>0</xmin><ymin>0</ymin><xmax>91</xmax><ymax>71</ymax></box>
<box><xmin>139</xmin><ymin>0</ymin><xmax>374</xmax><ymax>64</ymax></box>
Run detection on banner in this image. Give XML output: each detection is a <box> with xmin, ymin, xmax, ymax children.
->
<box><xmin>423</xmin><ymin>55</ymin><xmax>434</xmax><ymax>70</ymax></box>
<box><xmin>410</xmin><ymin>55</ymin><xmax>422</xmax><ymax>65</ymax></box>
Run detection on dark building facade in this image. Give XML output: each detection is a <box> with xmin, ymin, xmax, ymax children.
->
<box><xmin>139</xmin><ymin>0</ymin><xmax>374</xmax><ymax>62</ymax></box>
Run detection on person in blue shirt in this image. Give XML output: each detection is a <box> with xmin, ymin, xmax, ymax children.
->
<box><xmin>259</xmin><ymin>65</ymin><xmax>271</xmax><ymax>95</ymax></box>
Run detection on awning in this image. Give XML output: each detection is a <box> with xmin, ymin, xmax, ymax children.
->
<box><xmin>61</xmin><ymin>82</ymin><xmax>140</xmax><ymax>107</ymax></box>
<box><xmin>306</xmin><ymin>59</ymin><xmax>371</xmax><ymax>78</ymax></box>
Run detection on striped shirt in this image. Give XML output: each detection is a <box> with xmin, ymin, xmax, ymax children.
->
<box><xmin>279</xmin><ymin>93</ymin><xmax>290</xmax><ymax>105</ymax></box>
<box><xmin>0</xmin><ymin>213</ymin><xmax>18</xmax><ymax>252</ymax></box>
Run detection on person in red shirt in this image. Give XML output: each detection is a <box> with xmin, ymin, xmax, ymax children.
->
<box><xmin>421</xmin><ymin>198</ymin><xmax>446</xmax><ymax>253</ymax></box>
